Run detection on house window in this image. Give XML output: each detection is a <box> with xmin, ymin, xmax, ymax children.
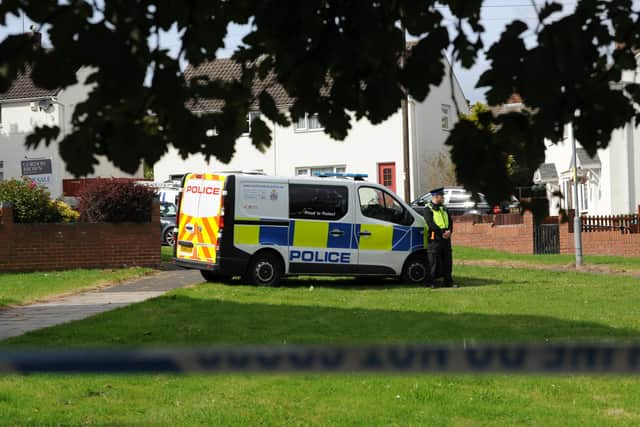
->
<box><xmin>295</xmin><ymin>165</ymin><xmax>347</xmax><ymax>176</ymax></box>
<box><xmin>581</xmin><ymin>183</ymin><xmax>589</xmax><ymax>212</ymax></box>
<box><xmin>295</xmin><ymin>113</ymin><xmax>323</xmax><ymax>132</ymax></box>
<box><xmin>441</xmin><ymin>104</ymin><xmax>451</xmax><ymax>130</ymax></box>
<box><xmin>242</xmin><ymin>112</ymin><xmax>261</xmax><ymax>135</ymax></box>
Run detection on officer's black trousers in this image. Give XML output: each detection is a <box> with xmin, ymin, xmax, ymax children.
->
<box><xmin>427</xmin><ymin>240</ymin><xmax>453</xmax><ymax>283</ymax></box>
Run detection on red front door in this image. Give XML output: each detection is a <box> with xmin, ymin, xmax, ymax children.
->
<box><xmin>377</xmin><ymin>162</ymin><xmax>396</xmax><ymax>193</ymax></box>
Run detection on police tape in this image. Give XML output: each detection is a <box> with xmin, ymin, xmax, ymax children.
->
<box><xmin>2</xmin><ymin>344</ymin><xmax>640</xmax><ymax>374</ymax></box>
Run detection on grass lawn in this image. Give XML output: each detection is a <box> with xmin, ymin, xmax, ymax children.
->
<box><xmin>161</xmin><ymin>245</ymin><xmax>174</xmax><ymax>263</ymax></box>
<box><xmin>0</xmin><ymin>267</ymin><xmax>151</xmax><ymax>309</ymax></box>
<box><xmin>455</xmin><ymin>246</ymin><xmax>640</xmax><ymax>271</ymax></box>
<box><xmin>1</xmin><ymin>265</ymin><xmax>640</xmax><ymax>425</ymax></box>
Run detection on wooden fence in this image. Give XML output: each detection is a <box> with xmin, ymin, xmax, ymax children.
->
<box><xmin>580</xmin><ymin>214</ymin><xmax>639</xmax><ymax>234</ymax></box>
<box><xmin>568</xmin><ymin>206</ymin><xmax>640</xmax><ymax>234</ymax></box>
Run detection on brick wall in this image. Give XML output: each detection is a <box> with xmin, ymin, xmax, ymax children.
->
<box><xmin>0</xmin><ymin>202</ymin><xmax>161</xmax><ymax>272</ymax></box>
<box><xmin>559</xmin><ymin>225</ymin><xmax>640</xmax><ymax>257</ymax></box>
<box><xmin>451</xmin><ymin>212</ymin><xmax>640</xmax><ymax>257</ymax></box>
<box><xmin>451</xmin><ymin>212</ymin><xmax>534</xmax><ymax>254</ymax></box>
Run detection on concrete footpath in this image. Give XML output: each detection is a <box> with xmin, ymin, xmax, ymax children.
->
<box><xmin>0</xmin><ymin>269</ymin><xmax>202</xmax><ymax>341</ymax></box>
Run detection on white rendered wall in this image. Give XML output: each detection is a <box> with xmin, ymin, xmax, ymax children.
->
<box><xmin>154</xmin><ymin>134</ymin><xmax>277</xmax><ymax>182</ymax></box>
<box><xmin>0</xmin><ymin>68</ymin><xmax>143</xmax><ymax>199</ymax></box>
<box><xmin>543</xmin><ymin>125</ymin><xmax>615</xmax><ymax>215</ymax></box>
<box><xmin>273</xmin><ymin>112</ymin><xmax>404</xmax><ymax>196</ymax></box>
<box><xmin>410</xmin><ymin>62</ymin><xmax>469</xmax><ymax>200</ymax></box>
<box><xmin>0</xmin><ymin>101</ymin><xmax>64</xmax><ymax>196</ymax></box>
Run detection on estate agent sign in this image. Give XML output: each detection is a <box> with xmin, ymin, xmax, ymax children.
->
<box><xmin>21</xmin><ymin>158</ymin><xmax>54</xmax><ymax>193</ymax></box>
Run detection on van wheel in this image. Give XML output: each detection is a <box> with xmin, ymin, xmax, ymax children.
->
<box><xmin>246</xmin><ymin>252</ymin><xmax>283</xmax><ymax>286</ymax></box>
<box><xmin>200</xmin><ymin>270</ymin><xmax>232</xmax><ymax>283</ymax></box>
<box><xmin>402</xmin><ymin>255</ymin><xmax>427</xmax><ymax>284</ymax></box>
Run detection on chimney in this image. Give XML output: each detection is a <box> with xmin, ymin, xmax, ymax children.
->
<box><xmin>28</xmin><ymin>24</ymin><xmax>41</xmax><ymax>47</ymax></box>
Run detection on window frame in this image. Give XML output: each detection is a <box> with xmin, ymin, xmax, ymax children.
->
<box><xmin>357</xmin><ymin>185</ymin><xmax>414</xmax><ymax>226</ymax></box>
<box><xmin>288</xmin><ymin>183</ymin><xmax>349</xmax><ymax>221</ymax></box>
<box><xmin>241</xmin><ymin>111</ymin><xmax>262</xmax><ymax>136</ymax></box>
<box><xmin>294</xmin><ymin>113</ymin><xmax>324</xmax><ymax>133</ymax></box>
<box><xmin>294</xmin><ymin>165</ymin><xmax>347</xmax><ymax>176</ymax></box>
<box><xmin>441</xmin><ymin>104</ymin><xmax>451</xmax><ymax>131</ymax></box>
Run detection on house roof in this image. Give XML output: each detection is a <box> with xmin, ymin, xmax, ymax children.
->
<box><xmin>185</xmin><ymin>42</ymin><xmax>439</xmax><ymax>113</ymax></box>
<box><xmin>533</xmin><ymin>163</ymin><xmax>559</xmax><ymax>184</ymax></box>
<box><xmin>490</xmin><ymin>93</ymin><xmax>524</xmax><ymax>116</ymax></box>
<box><xmin>0</xmin><ymin>68</ymin><xmax>59</xmax><ymax>102</ymax></box>
<box><xmin>570</xmin><ymin>148</ymin><xmax>601</xmax><ymax>169</ymax></box>
<box><xmin>185</xmin><ymin>59</ymin><xmax>293</xmax><ymax>112</ymax></box>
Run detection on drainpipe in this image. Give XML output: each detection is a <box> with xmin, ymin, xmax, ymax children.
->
<box><xmin>401</xmin><ymin>27</ymin><xmax>411</xmax><ymax>201</ymax></box>
<box><xmin>50</xmin><ymin>97</ymin><xmax>66</xmax><ymax>198</ymax></box>
<box><xmin>626</xmin><ymin>118</ymin><xmax>636</xmax><ymax>212</ymax></box>
<box><xmin>272</xmin><ymin>120</ymin><xmax>277</xmax><ymax>175</ymax></box>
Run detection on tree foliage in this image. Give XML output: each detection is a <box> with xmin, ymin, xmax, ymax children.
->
<box><xmin>1</xmin><ymin>0</ymin><xmax>639</xmax><ymax>207</ymax></box>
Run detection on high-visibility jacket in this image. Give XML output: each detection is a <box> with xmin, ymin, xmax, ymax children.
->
<box><xmin>428</xmin><ymin>203</ymin><xmax>449</xmax><ymax>229</ymax></box>
<box><xmin>424</xmin><ymin>202</ymin><xmax>451</xmax><ymax>243</ymax></box>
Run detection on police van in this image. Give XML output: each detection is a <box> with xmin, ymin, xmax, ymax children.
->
<box><xmin>174</xmin><ymin>172</ymin><xmax>428</xmax><ymax>285</ymax></box>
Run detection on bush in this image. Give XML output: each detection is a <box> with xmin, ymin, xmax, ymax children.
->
<box><xmin>0</xmin><ymin>178</ymin><xmax>62</xmax><ymax>223</ymax></box>
<box><xmin>78</xmin><ymin>180</ymin><xmax>156</xmax><ymax>223</ymax></box>
<box><xmin>51</xmin><ymin>200</ymin><xmax>80</xmax><ymax>223</ymax></box>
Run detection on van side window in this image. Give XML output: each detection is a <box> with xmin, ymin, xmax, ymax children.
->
<box><xmin>358</xmin><ymin>187</ymin><xmax>413</xmax><ymax>225</ymax></box>
<box><xmin>289</xmin><ymin>184</ymin><xmax>348</xmax><ymax>220</ymax></box>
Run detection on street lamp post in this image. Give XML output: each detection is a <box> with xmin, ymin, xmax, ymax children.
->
<box><xmin>570</xmin><ymin>121</ymin><xmax>583</xmax><ymax>267</ymax></box>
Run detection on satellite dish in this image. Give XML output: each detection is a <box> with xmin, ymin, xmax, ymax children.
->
<box><xmin>38</xmin><ymin>99</ymin><xmax>52</xmax><ymax>111</ymax></box>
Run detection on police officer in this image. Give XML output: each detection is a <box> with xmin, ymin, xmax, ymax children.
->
<box><xmin>423</xmin><ymin>188</ymin><xmax>456</xmax><ymax>288</ymax></box>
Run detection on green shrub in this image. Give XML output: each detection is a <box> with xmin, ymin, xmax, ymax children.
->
<box><xmin>0</xmin><ymin>178</ymin><xmax>62</xmax><ymax>223</ymax></box>
<box><xmin>51</xmin><ymin>200</ymin><xmax>80</xmax><ymax>223</ymax></box>
<box><xmin>78</xmin><ymin>180</ymin><xmax>155</xmax><ymax>223</ymax></box>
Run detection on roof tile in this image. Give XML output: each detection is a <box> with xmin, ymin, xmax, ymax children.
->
<box><xmin>0</xmin><ymin>68</ymin><xmax>59</xmax><ymax>101</ymax></box>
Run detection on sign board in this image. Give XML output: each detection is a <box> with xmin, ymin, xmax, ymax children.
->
<box><xmin>21</xmin><ymin>159</ymin><xmax>52</xmax><ymax>176</ymax></box>
<box><xmin>21</xmin><ymin>158</ymin><xmax>54</xmax><ymax>193</ymax></box>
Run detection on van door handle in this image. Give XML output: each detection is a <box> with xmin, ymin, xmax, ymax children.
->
<box><xmin>185</xmin><ymin>224</ymin><xmax>194</xmax><ymax>232</ymax></box>
<box><xmin>329</xmin><ymin>229</ymin><xmax>344</xmax><ymax>237</ymax></box>
<box><xmin>359</xmin><ymin>231</ymin><xmax>372</xmax><ymax>236</ymax></box>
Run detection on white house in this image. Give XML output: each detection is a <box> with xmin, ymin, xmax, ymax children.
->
<box><xmin>154</xmin><ymin>56</ymin><xmax>469</xmax><ymax>202</ymax></box>
<box><xmin>536</xmin><ymin>58</ymin><xmax>640</xmax><ymax>216</ymax></box>
<box><xmin>536</xmin><ymin>121</ymin><xmax>640</xmax><ymax>216</ymax></box>
<box><xmin>0</xmin><ymin>68</ymin><xmax>143</xmax><ymax>199</ymax></box>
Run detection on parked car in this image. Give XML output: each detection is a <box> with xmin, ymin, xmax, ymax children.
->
<box><xmin>493</xmin><ymin>195</ymin><xmax>521</xmax><ymax>214</ymax></box>
<box><xmin>410</xmin><ymin>187</ymin><xmax>491</xmax><ymax>216</ymax></box>
<box><xmin>160</xmin><ymin>202</ymin><xmax>177</xmax><ymax>246</ymax></box>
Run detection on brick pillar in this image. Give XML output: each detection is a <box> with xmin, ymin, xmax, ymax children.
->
<box><xmin>151</xmin><ymin>199</ymin><xmax>160</xmax><ymax>225</ymax></box>
<box><xmin>0</xmin><ymin>203</ymin><xmax>13</xmax><ymax>270</ymax></box>
<box><xmin>0</xmin><ymin>202</ymin><xmax>13</xmax><ymax>227</ymax></box>
<box><xmin>523</xmin><ymin>211</ymin><xmax>534</xmax><ymax>254</ymax></box>
<box><xmin>150</xmin><ymin>199</ymin><xmax>161</xmax><ymax>267</ymax></box>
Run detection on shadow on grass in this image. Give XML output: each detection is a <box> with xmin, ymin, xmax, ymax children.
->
<box><xmin>233</xmin><ymin>274</ymin><xmax>504</xmax><ymax>290</ymax></box>
<box><xmin>4</xmin><ymin>294</ymin><xmax>639</xmax><ymax>347</ymax></box>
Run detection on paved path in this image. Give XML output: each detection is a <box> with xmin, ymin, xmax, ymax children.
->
<box><xmin>0</xmin><ymin>269</ymin><xmax>202</xmax><ymax>341</ymax></box>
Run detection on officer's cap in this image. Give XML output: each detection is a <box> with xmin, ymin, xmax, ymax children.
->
<box><xmin>430</xmin><ymin>187</ymin><xmax>445</xmax><ymax>196</ymax></box>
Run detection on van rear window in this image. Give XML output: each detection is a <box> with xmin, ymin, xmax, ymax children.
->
<box><xmin>289</xmin><ymin>184</ymin><xmax>348</xmax><ymax>220</ymax></box>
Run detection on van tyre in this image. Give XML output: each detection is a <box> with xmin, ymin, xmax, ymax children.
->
<box><xmin>246</xmin><ymin>252</ymin><xmax>283</xmax><ymax>286</ymax></box>
<box><xmin>402</xmin><ymin>255</ymin><xmax>427</xmax><ymax>284</ymax></box>
<box><xmin>200</xmin><ymin>270</ymin><xmax>232</xmax><ymax>283</ymax></box>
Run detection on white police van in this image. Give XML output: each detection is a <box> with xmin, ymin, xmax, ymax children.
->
<box><xmin>174</xmin><ymin>172</ymin><xmax>427</xmax><ymax>285</ymax></box>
